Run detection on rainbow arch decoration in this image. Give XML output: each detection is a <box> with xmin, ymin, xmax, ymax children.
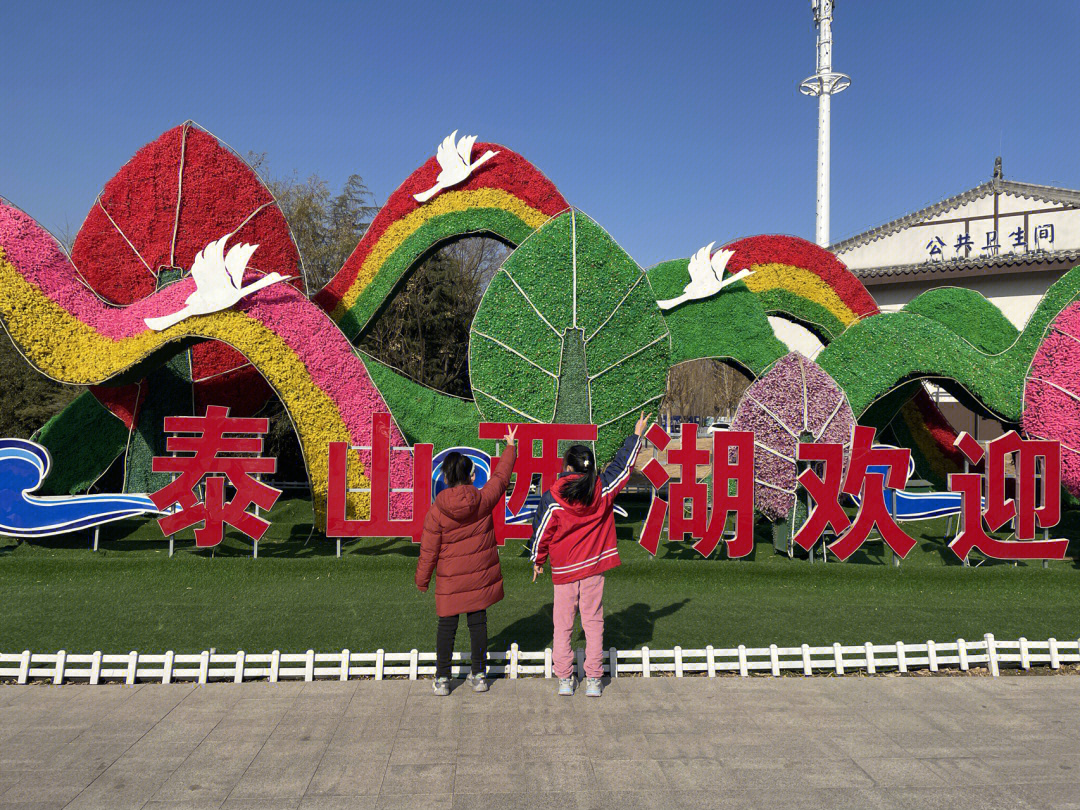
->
<box><xmin>650</xmin><ymin>235</ymin><xmax>965</xmax><ymax>487</ymax></box>
<box><xmin>315</xmin><ymin>142</ymin><xmax>569</xmax><ymax>339</ymax></box>
<box><xmin>0</xmin><ymin>202</ymin><xmax>410</xmax><ymax>528</ymax></box>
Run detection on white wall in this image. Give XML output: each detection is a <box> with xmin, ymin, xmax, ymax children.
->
<box><xmin>837</xmin><ymin>191</ymin><xmax>1079</xmax><ymax>272</ymax></box>
<box><xmin>867</xmin><ymin>269</ymin><xmax>1063</xmax><ymax>330</ymax></box>
<box><xmin>768</xmin><ymin>317</ymin><xmax>825</xmax><ymax>359</ymax></box>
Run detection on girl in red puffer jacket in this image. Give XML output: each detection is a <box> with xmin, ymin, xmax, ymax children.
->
<box><xmin>530</xmin><ymin>412</ymin><xmax>651</xmax><ymax>697</ymax></box>
<box><xmin>416</xmin><ymin>426</ymin><xmax>517</xmax><ymax>696</ymax></box>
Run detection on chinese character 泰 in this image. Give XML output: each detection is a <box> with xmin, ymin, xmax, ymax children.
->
<box><xmin>926</xmin><ymin>237</ymin><xmax>946</xmax><ymax>261</ymax></box>
<box><xmin>151</xmin><ymin>405</ymin><xmax>281</xmax><ymax>547</ymax></box>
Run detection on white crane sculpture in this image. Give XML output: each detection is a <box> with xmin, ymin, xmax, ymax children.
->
<box><xmin>655</xmin><ymin>242</ymin><xmax>753</xmax><ymax>311</ymax></box>
<box><xmin>413</xmin><ymin>130</ymin><xmax>500</xmax><ymax>204</ymax></box>
<box><xmin>144</xmin><ymin>235</ymin><xmax>292</xmax><ymax>331</ymax></box>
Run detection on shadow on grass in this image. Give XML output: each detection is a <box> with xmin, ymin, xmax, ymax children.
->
<box><xmin>489</xmin><ymin>598</ymin><xmax>691</xmax><ymax>651</ymax></box>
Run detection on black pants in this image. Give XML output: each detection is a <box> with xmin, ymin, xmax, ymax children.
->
<box><xmin>436</xmin><ymin>610</ymin><xmax>487</xmax><ymax>679</ymax></box>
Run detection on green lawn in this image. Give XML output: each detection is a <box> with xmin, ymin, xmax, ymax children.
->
<box><xmin>0</xmin><ymin>496</ymin><xmax>1077</xmax><ymax>655</ymax></box>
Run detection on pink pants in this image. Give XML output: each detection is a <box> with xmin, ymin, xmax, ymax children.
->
<box><xmin>553</xmin><ymin>573</ymin><xmax>605</xmax><ymax>679</ymax></box>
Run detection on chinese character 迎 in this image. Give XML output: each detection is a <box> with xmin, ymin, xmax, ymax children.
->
<box><xmin>640</xmin><ymin>423</ymin><xmax>755</xmax><ymax>557</ymax></box>
<box><xmin>947</xmin><ymin>431</ymin><xmax>1068</xmax><ymax>560</ymax></box>
<box><xmin>1034</xmin><ymin>223</ymin><xmax>1055</xmax><ymax>249</ymax></box>
<box><xmin>926</xmin><ymin>236</ymin><xmax>945</xmax><ymax>261</ymax></box>
<box><xmin>151</xmin><ymin>405</ymin><xmax>281</xmax><ymax>547</ymax></box>
<box><xmin>954</xmin><ymin>232</ymin><xmax>974</xmax><ymax>256</ymax></box>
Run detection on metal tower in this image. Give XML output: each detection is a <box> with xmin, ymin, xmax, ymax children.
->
<box><xmin>800</xmin><ymin>0</ymin><xmax>850</xmax><ymax>247</ymax></box>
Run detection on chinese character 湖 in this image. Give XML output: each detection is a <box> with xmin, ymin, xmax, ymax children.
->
<box><xmin>640</xmin><ymin>423</ymin><xmax>755</xmax><ymax>557</ymax></box>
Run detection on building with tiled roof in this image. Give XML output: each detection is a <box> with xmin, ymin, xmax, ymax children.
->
<box><xmin>832</xmin><ymin>158</ymin><xmax>1080</xmax><ymax>326</ymax></box>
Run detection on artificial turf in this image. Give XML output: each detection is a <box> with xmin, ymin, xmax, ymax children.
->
<box><xmin>0</xmin><ymin>496</ymin><xmax>1077</xmax><ymax>656</ymax></box>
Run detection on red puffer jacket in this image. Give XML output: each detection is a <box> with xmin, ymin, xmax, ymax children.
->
<box><xmin>415</xmin><ymin>444</ymin><xmax>516</xmax><ymax>617</ymax></box>
<box><xmin>529</xmin><ymin>434</ymin><xmax>641</xmax><ymax>584</ymax></box>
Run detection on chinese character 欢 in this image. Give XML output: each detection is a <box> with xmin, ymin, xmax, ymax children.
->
<box><xmin>947</xmin><ymin>431</ymin><xmax>1068</xmax><ymax>560</ymax></box>
<box><xmin>640</xmin><ymin>423</ymin><xmax>755</xmax><ymax>557</ymax></box>
<box><xmin>151</xmin><ymin>405</ymin><xmax>281</xmax><ymax>547</ymax></box>
<box><xmin>926</xmin><ymin>237</ymin><xmax>946</xmax><ymax>261</ymax></box>
<box><xmin>1034</xmin><ymin>223</ymin><xmax>1055</xmax><ymax>249</ymax></box>
<box><xmin>795</xmin><ymin>426</ymin><xmax>916</xmax><ymax>561</ymax></box>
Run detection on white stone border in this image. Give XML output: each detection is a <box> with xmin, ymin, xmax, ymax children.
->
<box><xmin>2</xmin><ymin>635</ymin><xmax>1078</xmax><ymax>685</ymax></box>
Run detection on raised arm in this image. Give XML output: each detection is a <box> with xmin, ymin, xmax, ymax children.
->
<box><xmin>478</xmin><ymin>425</ymin><xmax>518</xmax><ymax>514</ymax></box>
<box><xmin>478</xmin><ymin>442</ymin><xmax>517</xmax><ymax>514</ymax></box>
<box><xmin>599</xmin><ymin>411</ymin><xmax>652</xmax><ymax>499</ymax></box>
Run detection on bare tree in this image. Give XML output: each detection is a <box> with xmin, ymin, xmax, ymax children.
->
<box><xmin>661</xmin><ymin>359</ymin><xmax>751</xmax><ymax>423</ymax></box>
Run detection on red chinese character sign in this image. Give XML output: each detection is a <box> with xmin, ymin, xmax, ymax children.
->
<box><xmin>948</xmin><ymin>431</ymin><xmax>1068</xmax><ymax>561</ymax></box>
<box><xmin>479</xmin><ymin>422</ymin><xmax>597</xmax><ymax>545</ymax></box>
<box><xmin>327</xmin><ymin>413</ymin><xmax>433</xmax><ymax>543</ymax></box>
<box><xmin>640</xmin><ymin>423</ymin><xmax>755</xmax><ymax>557</ymax></box>
<box><xmin>795</xmin><ymin>426</ymin><xmax>915</xmax><ymax>561</ymax></box>
<box><xmin>151</xmin><ymin>406</ymin><xmax>281</xmax><ymax>547</ymax></box>
<box><xmin>325</xmin><ymin>419</ymin><xmax>593</xmax><ymax>545</ymax></box>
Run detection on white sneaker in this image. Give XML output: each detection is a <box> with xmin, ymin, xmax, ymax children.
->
<box><xmin>466</xmin><ymin>673</ymin><xmax>489</xmax><ymax>692</ymax></box>
<box><xmin>558</xmin><ymin>678</ymin><xmax>575</xmax><ymax>696</ymax></box>
<box><xmin>585</xmin><ymin>677</ymin><xmax>603</xmax><ymax>697</ymax></box>
<box><xmin>432</xmin><ymin>677</ymin><xmax>450</xmax><ymax>696</ymax></box>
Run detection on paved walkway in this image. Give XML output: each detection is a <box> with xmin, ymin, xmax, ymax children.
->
<box><xmin>0</xmin><ymin>676</ymin><xmax>1077</xmax><ymax>809</ymax></box>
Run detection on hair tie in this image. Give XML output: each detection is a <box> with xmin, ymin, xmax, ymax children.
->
<box><xmin>582</xmin><ymin>459</ymin><xmax>589</xmax><ymax>468</ymax></box>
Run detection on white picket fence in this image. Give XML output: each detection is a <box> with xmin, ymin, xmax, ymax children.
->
<box><xmin>1</xmin><ymin>635</ymin><xmax>1077</xmax><ymax>685</ymax></box>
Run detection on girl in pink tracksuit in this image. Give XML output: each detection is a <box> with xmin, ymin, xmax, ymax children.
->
<box><xmin>529</xmin><ymin>412</ymin><xmax>651</xmax><ymax>696</ymax></box>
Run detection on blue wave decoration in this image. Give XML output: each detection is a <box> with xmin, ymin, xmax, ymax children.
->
<box><xmin>0</xmin><ymin>439</ymin><xmax>160</xmax><ymax>537</ymax></box>
<box><xmin>856</xmin><ymin>445</ymin><xmax>979</xmax><ymax>522</ymax></box>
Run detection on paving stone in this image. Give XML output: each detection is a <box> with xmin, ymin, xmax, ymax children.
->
<box><xmin>377</xmin><ymin>762</ymin><xmax>454</xmax><ymax>795</ymax></box>
<box><xmin>852</xmin><ymin>756</ymin><xmax>951</xmax><ymax>788</ymax></box>
<box><xmin>151</xmin><ymin>739</ymin><xmax>262</xmax><ymax>804</ymax></box>
<box><xmin>305</xmin><ymin>752</ymin><xmax>387</xmax><ymax>796</ymax></box>
<box><xmin>375</xmin><ymin>792</ymin><xmax>452</xmax><ymax>809</ymax></box>
<box><xmin>228</xmin><ymin>739</ymin><xmax>326</xmax><ymax>799</ymax></box>
<box><xmin>0</xmin><ymin>677</ymin><xmax>1076</xmax><ymax>809</ymax></box>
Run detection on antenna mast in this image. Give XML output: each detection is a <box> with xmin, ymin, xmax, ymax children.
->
<box><xmin>800</xmin><ymin>0</ymin><xmax>850</xmax><ymax>247</ymax></box>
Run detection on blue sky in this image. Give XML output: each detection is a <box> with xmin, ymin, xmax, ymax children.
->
<box><xmin>4</xmin><ymin>1</ymin><xmax>1078</xmax><ymax>267</ymax></box>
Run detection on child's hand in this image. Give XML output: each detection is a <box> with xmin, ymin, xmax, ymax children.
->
<box><xmin>634</xmin><ymin>411</ymin><xmax>654</xmax><ymax>436</ymax></box>
<box><xmin>503</xmin><ymin>425</ymin><xmax>518</xmax><ymax>445</ymax></box>
<box><xmin>532</xmin><ymin>563</ymin><xmax>544</xmax><ymax>582</ymax></box>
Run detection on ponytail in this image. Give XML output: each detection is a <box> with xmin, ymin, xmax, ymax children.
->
<box><xmin>443</xmin><ymin>451</ymin><xmax>474</xmax><ymax>487</ymax></box>
<box><xmin>561</xmin><ymin>444</ymin><xmax>597</xmax><ymax>505</ymax></box>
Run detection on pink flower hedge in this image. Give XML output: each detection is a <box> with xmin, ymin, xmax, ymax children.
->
<box><xmin>1022</xmin><ymin>300</ymin><xmax>1080</xmax><ymax>496</ymax></box>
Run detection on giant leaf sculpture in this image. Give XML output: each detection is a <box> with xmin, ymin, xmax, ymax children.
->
<box><xmin>469</xmin><ymin>210</ymin><xmax>670</xmax><ymax>461</ymax></box>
